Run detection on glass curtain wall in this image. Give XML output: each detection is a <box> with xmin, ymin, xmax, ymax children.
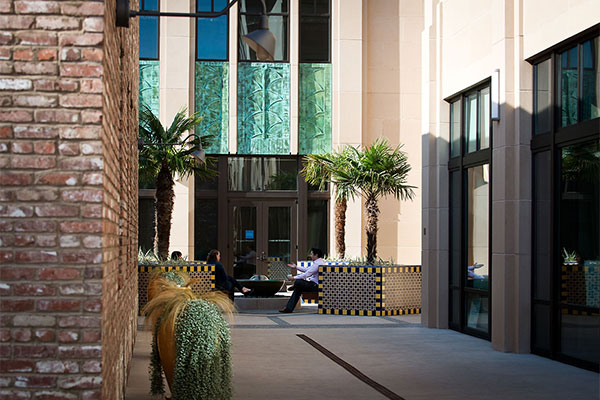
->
<box><xmin>139</xmin><ymin>0</ymin><xmax>160</xmax><ymax>115</ymax></box>
<box><xmin>448</xmin><ymin>82</ymin><xmax>492</xmax><ymax>339</ymax></box>
<box><xmin>531</xmin><ymin>29</ymin><xmax>599</xmax><ymax>371</ymax></box>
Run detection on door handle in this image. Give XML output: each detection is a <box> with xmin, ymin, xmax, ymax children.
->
<box><xmin>259</xmin><ymin>252</ymin><xmax>266</xmax><ymax>261</ymax></box>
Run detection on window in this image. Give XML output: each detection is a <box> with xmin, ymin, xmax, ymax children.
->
<box><xmin>196</xmin><ymin>0</ymin><xmax>228</xmax><ymax>61</ymax></box>
<box><xmin>447</xmin><ymin>81</ymin><xmax>492</xmax><ymax>339</ymax></box>
<box><xmin>299</xmin><ymin>0</ymin><xmax>330</xmax><ymax>63</ymax></box>
<box><xmin>227</xmin><ymin>156</ymin><xmax>298</xmax><ymax>191</ymax></box>
<box><xmin>239</xmin><ymin>0</ymin><xmax>289</xmax><ymax>61</ymax></box>
<box><xmin>139</xmin><ymin>0</ymin><xmax>159</xmax><ymax>60</ymax></box>
<box><xmin>530</xmin><ymin>27</ymin><xmax>599</xmax><ymax>371</ymax></box>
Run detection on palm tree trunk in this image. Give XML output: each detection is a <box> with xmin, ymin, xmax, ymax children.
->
<box><xmin>155</xmin><ymin>160</ymin><xmax>175</xmax><ymax>260</ymax></box>
<box><xmin>334</xmin><ymin>198</ymin><xmax>347</xmax><ymax>258</ymax></box>
<box><xmin>365</xmin><ymin>194</ymin><xmax>379</xmax><ymax>263</ymax></box>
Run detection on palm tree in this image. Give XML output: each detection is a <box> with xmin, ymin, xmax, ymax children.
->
<box><xmin>139</xmin><ymin>105</ymin><xmax>215</xmax><ymax>260</ymax></box>
<box><xmin>302</xmin><ymin>148</ymin><xmax>356</xmax><ymax>258</ymax></box>
<box><xmin>334</xmin><ymin>138</ymin><xmax>416</xmax><ymax>263</ymax></box>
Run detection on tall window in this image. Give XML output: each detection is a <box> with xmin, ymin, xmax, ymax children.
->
<box><xmin>196</xmin><ymin>0</ymin><xmax>228</xmax><ymax>60</ymax></box>
<box><xmin>299</xmin><ymin>0</ymin><xmax>330</xmax><ymax>62</ymax></box>
<box><xmin>238</xmin><ymin>0</ymin><xmax>289</xmax><ymax>61</ymax></box>
<box><xmin>531</xmin><ymin>28</ymin><xmax>599</xmax><ymax>372</ymax></box>
<box><xmin>448</xmin><ymin>82</ymin><xmax>492</xmax><ymax>339</ymax></box>
<box><xmin>139</xmin><ymin>0</ymin><xmax>159</xmax><ymax>60</ymax></box>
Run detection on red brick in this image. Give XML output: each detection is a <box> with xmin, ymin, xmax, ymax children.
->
<box><xmin>81</xmin><ymin>110</ymin><xmax>101</xmax><ymax>124</ymax></box>
<box><xmin>0</xmin><ymin>299</ymin><xmax>34</xmax><ymax>312</ymax></box>
<box><xmin>0</xmin><ymin>234</ymin><xmax>14</xmax><ymax>247</ymax></box>
<box><xmin>0</xmin><ymin>1</ymin><xmax>13</xmax><ymax>13</ymax></box>
<box><xmin>81</xmin><ymin>391</ymin><xmax>101</xmax><ymax>400</ymax></box>
<box><xmin>11</xmin><ymin>141</ymin><xmax>32</xmax><ymax>153</ymax></box>
<box><xmin>15</xmin><ymin>1</ymin><xmax>60</xmax><ymax>14</ymax></box>
<box><xmin>59</xmin><ymin>94</ymin><xmax>102</xmax><ymax>108</ymax></box>
<box><xmin>35</xmin><ymin>392</ymin><xmax>78</xmax><ymax>400</ymax></box>
<box><xmin>0</xmin><ymin>173</ymin><xmax>31</xmax><ymax>185</ymax></box>
<box><xmin>59</xmin><ymin>126</ymin><xmax>99</xmax><ymax>139</ymax></box>
<box><xmin>57</xmin><ymin>142</ymin><xmax>79</xmax><ymax>155</ymax></box>
<box><xmin>0</xmin><ymin>330</ymin><xmax>9</xmax><ymax>342</ymax></box>
<box><xmin>13</xmin><ymin>375</ymin><xmax>57</xmax><ymax>388</ymax></box>
<box><xmin>57</xmin><ymin>345</ymin><xmax>101</xmax><ymax>358</ymax></box>
<box><xmin>0</xmin><ymin>110</ymin><xmax>32</xmax><ymax>122</ymax></box>
<box><xmin>60</xmin><ymin>2</ymin><xmax>104</xmax><ymax>16</ymax></box>
<box><xmin>0</xmin><ymin>48</ymin><xmax>10</xmax><ymax>60</ymax></box>
<box><xmin>34</xmin><ymin>79</ymin><xmax>78</xmax><ymax>92</ymax></box>
<box><xmin>16</xmin><ymin>189</ymin><xmax>58</xmax><ymax>202</ymax></box>
<box><xmin>0</xmin><ymin>250</ymin><xmax>14</xmax><ymax>263</ymax></box>
<box><xmin>59</xmin><ymin>33</ymin><xmax>103</xmax><ymax>47</ymax></box>
<box><xmin>0</xmin><ymin>15</ymin><xmax>34</xmax><ymax>29</ymax></box>
<box><xmin>82</xmin><ymin>267</ymin><xmax>101</xmax><ymax>279</ymax></box>
<box><xmin>0</xmin><ymin>267</ymin><xmax>35</xmax><ymax>280</ymax></box>
<box><xmin>83</xmin><ymin>17</ymin><xmax>103</xmax><ymax>32</ymax></box>
<box><xmin>0</xmin><ymin>97</ymin><xmax>10</xmax><ymax>107</ymax></box>
<box><xmin>13</xmin><ymin>125</ymin><xmax>58</xmax><ymax>138</ymax></box>
<box><xmin>81</xmin><ymin>48</ymin><xmax>102</xmax><ymax>62</ymax></box>
<box><xmin>34</xmin><ymin>329</ymin><xmax>55</xmax><ymax>342</ymax></box>
<box><xmin>0</xmin><ymin>190</ymin><xmax>13</xmax><ymax>201</ymax></box>
<box><xmin>36</xmin><ymin>234</ymin><xmax>57</xmax><ymax>247</ymax></box>
<box><xmin>0</xmin><ymin>390</ymin><xmax>30</xmax><ymax>399</ymax></box>
<box><xmin>81</xmin><ymin>205</ymin><xmax>102</xmax><ymax>218</ymax></box>
<box><xmin>58</xmin><ymin>157</ymin><xmax>103</xmax><ymax>170</ymax></box>
<box><xmin>37</xmin><ymin>299</ymin><xmax>80</xmax><ymax>312</ymax></box>
<box><xmin>83</xmin><ymin>299</ymin><xmax>100</xmax><ymax>313</ymax></box>
<box><xmin>58</xmin><ymin>376</ymin><xmax>101</xmax><ymax>389</ymax></box>
<box><xmin>36</xmin><ymin>16</ymin><xmax>80</xmax><ymax>30</ymax></box>
<box><xmin>0</xmin><ymin>344</ymin><xmax>11</xmax><ymax>357</ymax></box>
<box><xmin>60</xmin><ymin>63</ymin><xmax>102</xmax><ymax>78</ymax></box>
<box><xmin>12</xmin><ymin>328</ymin><xmax>31</xmax><ymax>342</ymax></box>
<box><xmin>60</xmin><ymin>250</ymin><xmax>101</xmax><ymax>264</ymax></box>
<box><xmin>15</xmin><ymin>250</ymin><xmax>58</xmax><ymax>263</ymax></box>
<box><xmin>39</xmin><ymin>268</ymin><xmax>80</xmax><ymax>280</ymax></box>
<box><xmin>34</xmin><ymin>110</ymin><xmax>79</xmax><ymax>123</ymax></box>
<box><xmin>80</xmin><ymin>142</ymin><xmax>101</xmax><ymax>155</ymax></box>
<box><xmin>0</xmin><ymin>32</ymin><xmax>13</xmax><ymax>45</ymax></box>
<box><xmin>80</xmin><ymin>80</ymin><xmax>102</xmax><ymax>94</ymax></box>
<box><xmin>11</xmin><ymin>155</ymin><xmax>56</xmax><ymax>169</ymax></box>
<box><xmin>81</xmin><ymin>330</ymin><xmax>100</xmax><ymax>343</ymax></box>
<box><xmin>14</xmin><ymin>234</ymin><xmax>34</xmax><ymax>246</ymax></box>
<box><xmin>61</xmin><ymin>189</ymin><xmax>103</xmax><ymax>203</ymax></box>
<box><xmin>37</xmin><ymin>48</ymin><xmax>56</xmax><ymax>61</ymax></box>
<box><xmin>0</xmin><ymin>205</ymin><xmax>34</xmax><ymax>217</ymax></box>
<box><xmin>38</xmin><ymin>172</ymin><xmax>78</xmax><ymax>186</ymax></box>
<box><xmin>60</xmin><ymin>221</ymin><xmax>101</xmax><ymax>233</ymax></box>
<box><xmin>15</xmin><ymin>31</ymin><xmax>57</xmax><ymax>46</ymax></box>
<box><xmin>57</xmin><ymin>330</ymin><xmax>78</xmax><ymax>343</ymax></box>
<box><xmin>13</xmin><ymin>344</ymin><xmax>57</xmax><ymax>358</ymax></box>
<box><xmin>13</xmin><ymin>48</ymin><xmax>33</xmax><ymax>61</ymax></box>
<box><xmin>81</xmin><ymin>360</ymin><xmax>100</xmax><ymax>373</ymax></box>
<box><xmin>82</xmin><ymin>236</ymin><xmax>101</xmax><ymax>248</ymax></box>
<box><xmin>34</xmin><ymin>141</ymin><xmax>55</xmax><ymax>154</ymax></box>
<box><xmin>0</xmin><ymin>360</ymin><xmax>34</xmax><ymax>372</ymax></box>
<box><xmin>14</xmin><ymin>94</ymin><xmax>57</xmax><ymax>107</ymax></box>
<box><xmin>35</xmin><ymin>205</ymin><xmax>79</xmax><ymax>217</ymax></box>
<box><xmin>13</xmin><ymin>284</ymin><xmax>55</xmax><ymax>296</ymax></box>
<box><xmin>0</xmin><ymin>126</ymin><xmax>12</xmax><ymax>138</ymax></box>
<box><xmin>57</xmin><ymin>316</ymin><xmax>100</xmax><ymax>329</ymax></box>
<box><xmin>14</xmin><ymin>61</ymin><xmax>57</xmax><ymax>75</ymax></box>
<box><xmin>35</xmin><ymin>360</ymin><xmax>79</xmax><ymax>374</ymax></box>
<box><xmin>60</xmin><ymin>48</ymin><xmax>80</xmax><ymax>61</ymax></box>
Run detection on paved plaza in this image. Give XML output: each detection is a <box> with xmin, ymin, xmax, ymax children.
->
<box><xmin>125</xmin><ymin>305</ymin><xmax>599</xmax><ymax>400</ymax></box>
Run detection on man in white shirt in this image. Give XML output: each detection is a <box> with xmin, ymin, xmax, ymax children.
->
<box><xmin>279</xmin><ymin>248</ymin><xmax>325</xmax><ymax>313</ymax></box>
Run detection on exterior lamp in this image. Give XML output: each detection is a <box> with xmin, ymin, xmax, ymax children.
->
<box><xmin>116</xmin><ymin>0</ymin><xmax>276</xmax><ymax>61</ymax></box>
<box><xmin>138</xmin><ymin>134</ymin><xmax>206</xmax><ymax>163</ymax></box>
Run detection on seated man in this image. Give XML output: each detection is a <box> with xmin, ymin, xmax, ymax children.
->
<box><xmin>279</xmin><ymin>248</ymin><xmax>325</xmax><ymax>313</ymax></box>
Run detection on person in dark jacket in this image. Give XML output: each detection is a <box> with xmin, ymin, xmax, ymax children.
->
<box><xmin>207</xmin><ymin>249</ymin><xmax>252</xmax><ymax>300</ymax></box>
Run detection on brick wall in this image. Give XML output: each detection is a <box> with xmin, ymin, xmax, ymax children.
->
<box><xmin>0</xmin><ymin>0</ymin><xmax>138</xmax><ymax>398</ymax></box>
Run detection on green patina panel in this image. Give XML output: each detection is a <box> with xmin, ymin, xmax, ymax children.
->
<box><xmin>237</xmin><ymin>62</ymin><xmax>290</xmax><ymax>155</ymax></box>
<box><xmin>139</xmin><ymin>60</ymin><xmax>159</xmax><ymax>115</ymax></box>
<box><xmin>299</xmin><ymin>63</ymin><xmax>331</xmax><ymax>154</ymax></box>
<box><xmin>195</xmin><ymin>61</ymin><xmax>229</xmax><ymax>154</ymax></box>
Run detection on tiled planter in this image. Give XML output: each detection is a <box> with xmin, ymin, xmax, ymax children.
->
<box><xmin>296</xmin><ymin>261</ymin><xmax>348</xmax><ymax>303</ymax></box>
<box><xmin>317</xmin><ymin>264</ymin><xmax>421</xmax><ymax>316</ymax></box>
<box><xmin>138</xmin><ymin>262</ymin><xmax>215</xmax><ymax>314</ymax></box>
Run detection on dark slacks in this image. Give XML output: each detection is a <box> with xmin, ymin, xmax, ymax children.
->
<box><xmin>284</xmin><ymin>279</ymin><xmax>318</xmax><ymax>311</ymax></box>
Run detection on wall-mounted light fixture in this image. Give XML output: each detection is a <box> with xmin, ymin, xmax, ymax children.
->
<box><xmin>138</xmin><ymin>133</ymin><xmax>206</xmax><ymax>163</ymax></box>
<box><xmin>491</xmin><ymin>69</ymin><xmax>500</xmax><ymax>121</ymax></box>
<box><xmin>116</xmin><ymin>0</ymin><xmax>276</xmax><ymax>61</ymax></box>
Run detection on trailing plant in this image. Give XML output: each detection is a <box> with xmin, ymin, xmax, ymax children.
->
<box><xmin>143</xmin><ymin>272</ymin><xmax>234</xmax><ymax>399</ymax></box>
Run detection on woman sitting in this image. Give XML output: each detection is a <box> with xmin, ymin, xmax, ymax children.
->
<box><xmin>207</xmin><ymin>249</ymin><xmax>252</xmax><ymax>300</ymax></box>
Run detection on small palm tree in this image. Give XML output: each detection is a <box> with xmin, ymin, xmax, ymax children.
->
<box><xmin>139</xmin><ymin>105</ymin><xmax>215</xmax><ymax>260</ymax></box>
<box><xmin>302</xmin><ymin>148</ymin><xmax>356</xmax><ymax>258</ymax></box>
<box><xmin>335</xmin><ymin>138</ymin><xmax>416</xmax><ymax>263</ymax></box>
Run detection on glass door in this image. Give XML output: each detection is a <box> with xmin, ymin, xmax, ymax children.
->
<box><xmin>229</xmin><ymin>200</ymin><xmax>297</xmax><ymax>278</ymax></box>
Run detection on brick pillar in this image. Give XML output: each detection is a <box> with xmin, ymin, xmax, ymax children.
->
<box><xmin>0</xmin><ymin>0</ymin><xmax>138</xmax><ymax>398</ymax></box>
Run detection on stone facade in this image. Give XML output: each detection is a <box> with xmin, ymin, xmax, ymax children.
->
<box><xmin>0</xmin><ymin>0</ymin><xmax>138</xmax><ymax>398</ymax></box>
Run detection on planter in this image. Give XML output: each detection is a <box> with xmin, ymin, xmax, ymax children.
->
<box><xmin>317</xmin><ymin>264</ymin><xmax>422</xmax><ymax>316</ymax></box>
<box><xmin>138</xmin><ymin>262</ymin><xmax>215</xmax><ymax>314</ymax></box>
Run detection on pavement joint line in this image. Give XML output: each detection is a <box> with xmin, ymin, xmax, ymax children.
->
<box><xmin>231</xmin><ymin>324</ymin><xmax>421</xmax><ymax>329</ymax></box>
<box><xmin>267</xmin><ymin>316</ymin><xmax>291</xmax><ymax>326</ymax></box>
<box><xmin>296</xmin><ymin>334</ymin><xmax>406</xmax><ymax>400</ymax></box>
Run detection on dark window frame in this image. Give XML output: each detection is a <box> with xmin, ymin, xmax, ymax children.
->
<box><xmin>298</xmin><ymin>0</ymin><xmax>331</xmax><ymax>63</ymax></box>
<box><xmin>447</xmin><ymin>80</ymin><xmax>493</xmax><ymax>341</ymax></box>
<box><xmin>195</xmin><ymin>0</ymin><xmax>230</xmax><ymax>61</ymax></box>
<box><xmin>529</xmin><ymin>25</ymin><xmax>600</xmax><ymax>373</ymax></box>
<box><xmin>139</xmin><ymin>0</ymin><xmax>160</xmax><ymax>60</ymax></box>
<box><xmin>237</xmin><ymin>0</ymin><xmax>290</xmax><ymax>63</ymax></box>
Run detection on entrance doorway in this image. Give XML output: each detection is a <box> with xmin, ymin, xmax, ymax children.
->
<box><xmin>229</xmin><ymin>200</ymin><xmax>297</xmax><ymax>278</ymax></box>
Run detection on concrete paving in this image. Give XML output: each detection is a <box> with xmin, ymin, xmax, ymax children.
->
<box><xmin>125</xmin><ymin>305</ymin><xmax>599</xmax><ymax>400</ymax></box>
